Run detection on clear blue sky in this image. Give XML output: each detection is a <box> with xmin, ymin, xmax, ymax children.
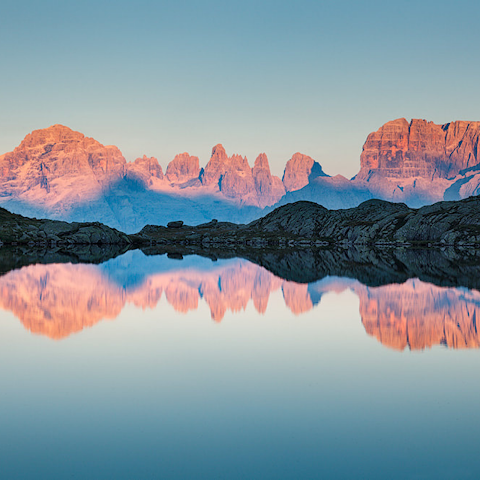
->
<box><xmin>1</xmin><ymin>0</ymin><xmax>479</xmax><ymax>178</ymax></box>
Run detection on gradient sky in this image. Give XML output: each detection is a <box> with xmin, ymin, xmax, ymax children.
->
<box><xmin>1</xmin><ymin>0</ymin><xmax>479</xmax><ymax>178</ymax></box>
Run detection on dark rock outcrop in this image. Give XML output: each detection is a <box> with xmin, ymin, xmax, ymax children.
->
<box><xmin>0</xmin><ymin>207</ymin><xmax>130</xmax><ymax>245</ymax></box>
<box><xmin>133</xmin><ymin>197</ymin><xmax>480</xmax><ymax>247</ymax></box>
<box><xmin>167</xmin><ymin>221</ymin><xmax>184</xmax><ymax>228</ymax></box>
<box><xmin>4</xmin><ymin>192</ymin><xmax>480</xmax><ymax>248</ymax></box>
<box><xmin>249</xmin><ymin>198</ymin><xmax>480</xmax><ymax>245</ymax></box>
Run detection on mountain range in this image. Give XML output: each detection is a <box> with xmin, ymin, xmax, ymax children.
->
<box><xmin>1</xmin><ymin>119</ymin><xmax>479</xmax><ymax>232</ymax></box>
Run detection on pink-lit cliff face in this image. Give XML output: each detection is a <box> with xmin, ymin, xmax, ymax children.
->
<box><xmin>3</xmin><ymin>120</ymin><xmax>480</xmax><ymax>232</ymax></box>
<box><xmin>165</xmin><ymin>153</ymin><xmax>200</xmax><ymax>184</ymax></box>
<box><xmin>0</xmin><ymin>125</ymin><xmax>129</xmax><ymax>225</ymax></box>
<box><xmin>131</xmin><ymin>155</ymin><xmax>164</xmax><ymax>179</ymax></box>
<box><xmin>200</xmin><ymin>144</ymin><xmax>229</xmax><ymax>186</ymax></box>
<box><xmin>282</xmin><ymin>152</ymin><xmax>326</xmax><ymax>192</ymax></box>
<box><xmin>0</xmin><ymin>124</ymin><xmax>126</xmax><ymax>191</ymax></box>
<box><xmin>359</xmin><ymin>118</ymin><xmax>480</xmax><ymax>179</ymax></box>
<box><xmin>0</xmin><ymin>128</ymin><xmax>292</xmax><ymax>218</ymax></box>
<box><xmin>252</xmin><ymin>153</ymin><xmax>286</xmax><ymax>208</ymax></box>
<box><xmin>1</xmin><ymin>257</ymin><xmax>480</xmax><ymax>350</ymax></box>
<box><xmin>125</xmin><ymin>155</ymin><xmax>164</xmax><ymax>187</ymax></box>
<box><xmin>200</xmin><ymin>145</ymin><xmax>285</xmax><ymax>206</ymax></box>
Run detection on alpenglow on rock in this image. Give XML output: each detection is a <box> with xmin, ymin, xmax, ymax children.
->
<box><xmin>126</xmin><ymin>155</ymin><xmax>164</xmax><ymax>188</ymax></box>
<box><xmin>358</xmin><ymin>118</ymin><xmax>480</xmax><ymax>180</ymax></box>
<box><xmin>0</xmin><ymin>128</ymin><xmax>289</xmax><ymax>230</ymax></box>
<box><xmin>200</xmin><ymin>144</ymin><xmax>229</xmax><ymax>186</ymax></box>
<box><xmin>199</xmin><ymin>144</ymin><xmax>285</xmax><ymax>206</ymax></box>
<box><xmin>0</xmin><ymin>124</ymin><xmax>126</xmax><ymax>195</ymax></box>
<box><xmin>165</xmin><ymin>153</ymin><xmax>200</xmax><ymax>183</ymax></box>
<box><xmin>252</xmin><ymin>153</ymin><xmax>286</xmax><ymax>208</ymax></box>
<box><xmin>3</xmin><ymin>119</ymin><xmax>480</xmax><ymax>232</ymax></box>
<box><xmin>282</xmin><ymin>152</ymin><xmax>328</xmax><ymax>192</ymax></box>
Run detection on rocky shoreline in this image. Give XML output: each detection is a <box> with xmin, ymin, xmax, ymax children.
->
<box><xmin>133</xmin><ymin>196</ymin><xmax>480</xmax><ymax>247</ymax></box>
<box><xmin>2</xmin><ymin>196</ymin><xmax>480</xmax><ymax>248</ymax></box>
<box><xmin>0</xmin><ymin>207</ymin><xmax>130</xmax><ymax>247</ymax></box>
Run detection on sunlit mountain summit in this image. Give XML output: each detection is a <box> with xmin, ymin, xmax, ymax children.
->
<box><xmin>1</xmin><ymin>119</ymin><xmax>480</xmax><ymax>232</ymax></box>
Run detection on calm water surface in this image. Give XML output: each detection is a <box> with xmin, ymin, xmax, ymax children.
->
<box><xmin>0</xmin><ymin>250</ymin><xmax>479</xmax><ymax>479</ymax></box>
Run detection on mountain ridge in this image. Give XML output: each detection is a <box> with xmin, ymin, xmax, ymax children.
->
<box><xmin>1</xmin><ymin>119</ymin><xmax>480</xmax><ymax>230</ymax></box>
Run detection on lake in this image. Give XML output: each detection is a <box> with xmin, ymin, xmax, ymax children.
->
<box><xmin>0</xmin><ymin>249</ymin><xmax>479</xmax><ymax>479</ymax></box>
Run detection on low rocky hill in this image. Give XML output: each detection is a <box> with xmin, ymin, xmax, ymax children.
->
<box><xmin>133</xmin><ymin>196</ymin><xmax>480</xmax><ymax>246</ymax></box>
<box><xmin>0</xmin><ymin>207</ymin><xmax>130</xmax><ymax>246</ymax></box>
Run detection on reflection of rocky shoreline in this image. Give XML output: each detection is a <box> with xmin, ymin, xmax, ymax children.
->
<box><xmin>4</xmin><ymin>244</ymin><xmax>480</xmax><ymax>290</ymax></box>
<box><xmin>1</xmin><ymin>252</ymin><xmax>480</xmax><ymax>350</ymax></box>
<box><xmin>141</xmin><ymin>244</ymin><xmax>480</xmax><ymax>291</ymax></box>
<box><xmin>0</xmin><ymin>244</ymin><xmax>128</xmax><ymax>277</ymax></box>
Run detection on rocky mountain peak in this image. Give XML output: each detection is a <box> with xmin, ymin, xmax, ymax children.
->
<box><xmin>200</xmin><ymin>144</ymin><xmax>230</xmax><ymax>186</ymax></box>
<box><xmin>251</xmin><ymin>153</ymin><xmax>286</xmax><ymax>207</ymax></box>
<box><xmin>253</xmin><ymin>153</ymin><xmax>270</xmax><ymax>170</ymax></box>
<box><xmin>359</xmin><ymin>118</ymin><xmax>480</xmax><ymax>180</ymax></box>
<box><xmin>4</xmin><ymin>118</ymin><xmax>480</xmax><ymax>231</ymax></box>
<box><xmin>0</xmin><ymin>125</ymin><xmax>126</xmax><ymax>196</ymax></box>
<box><xmin>166</xmin><ymin>153</ymin><xmax>200</xmax><ymax>183</ymax></box>
<box><xmin>282</xmin><ymin>153</ymin><xmax>327</xmax><ymax>192</ymax></box>
<box><xmin>230</xmin><ymin>154</ymin><xmax>250</xmax><ymax>171</ymax></box>
<box><xmin>218</xmin><ymin>153</ymin><xmax>254</xmax><ymax>199</ymax></box>
<box><xmin>211</xmin><ymin>144</ymin><xmax>228</xmax><ymax>162</ymax></box>
<box><xmin>19</xmin><ymin>124</ymin><xmax>85</xmax><ymax>150</ymax></box>
<box><xmin>131</xmin><ymin>155</ymin><xmax>163</xmax><ymax>179</ymax></box>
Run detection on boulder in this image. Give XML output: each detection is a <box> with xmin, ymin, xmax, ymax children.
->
<box><xmin>167</xmin><ymin>220</ymin><xmax>184</xmax><ymax>228</ymax></box>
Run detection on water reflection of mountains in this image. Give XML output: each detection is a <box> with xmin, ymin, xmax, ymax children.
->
<box><xmin>1</xmin><ymin>246</ymin><xmax>480</xmax><ymax>350</ymax></box>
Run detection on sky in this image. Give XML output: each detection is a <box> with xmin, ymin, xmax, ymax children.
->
<box><xmin>1</xmin><ymin>0</ymin><xmax>479</xmax><ymax>178</ymax></box>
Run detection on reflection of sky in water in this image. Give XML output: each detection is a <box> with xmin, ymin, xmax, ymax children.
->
<box><xmin>99</xmin><ymin>250</ymin><xmax>231</xmax><ymax>289</ymax></box>
<box><xmin>0</xmin><ymin>252</ymin><xmax>479</xmax><ymax>479</ymax></box>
